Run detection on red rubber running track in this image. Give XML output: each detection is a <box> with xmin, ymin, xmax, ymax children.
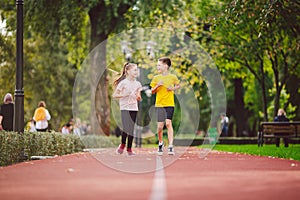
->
<box><xmin>1</xmin><ymin>147</ymin><xmax>300</xmax><ymax>200</ymax></box>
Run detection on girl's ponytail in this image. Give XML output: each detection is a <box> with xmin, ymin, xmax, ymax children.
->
<box><xmin>113</xmin><ymin>62</ymin><xmax>129</xmax><ymax>86</ymax></box>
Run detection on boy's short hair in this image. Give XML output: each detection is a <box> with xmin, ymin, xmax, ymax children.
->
<box><xmin>158</xmin><ymin>57</ymin><xmax>171</xmax><ymax>68</ymax></box>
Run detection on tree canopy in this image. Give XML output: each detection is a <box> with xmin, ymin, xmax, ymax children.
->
<box><xmin>0</xmin><ymin>0</ymin><xmax>299</xmax><ymax>136</ymax></box>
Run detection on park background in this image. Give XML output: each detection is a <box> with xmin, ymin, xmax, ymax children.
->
<box><xmin>0</xmin><ymin>0</ymin><xmax>299</xmax><ymax>137</ymax></box>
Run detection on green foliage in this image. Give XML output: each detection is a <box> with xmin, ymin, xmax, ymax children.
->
<box><xmin>1</xmin><ymin>0</ymin><xmax>299</xmax><ymax>137</ymax></box>
<box><xmin>0</xmin><ymin>132</ymin><xmax>23</xmax><ymax>166</ymax></box>
<box><xmin>0</xmin><ymin>131</ymin><xmax>84</xmax><ymax>166</ymax></box>
<box><xmin>215</xmin><ymin>0</ymin><xmax>300</xmax><ymax>122</ymax></box>
<box><xmin>80</xmin><ymin>134</ymin><xmax>120</xmax><ymax>148</ymax></box>
<box><xmin>213</xmin><ymin>144</ymin><xmax>300</xmax><ymax>161</ymax></box>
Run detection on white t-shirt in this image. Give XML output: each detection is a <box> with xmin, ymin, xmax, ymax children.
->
<box><xmin>116</xmin><ymin>79</ymin><xmax>142</xmax><ymax>111</ymax></box>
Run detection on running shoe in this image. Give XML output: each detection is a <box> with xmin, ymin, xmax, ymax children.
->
<box><xmin>157</xmin><ymin>142</ymin><xmax>164</xmax><ymax>156</ymax></box>
<box><xmin>116</xmin><ymin>144</ymin><xmax>125</xmax><ymax>154</ymax></box>
<box><xmin>168</xmin><ymin>146</ymin><xmax>175</xmax><ymax>155</ymax></box>
<box><xmin>127</xmin><ymin>148</ymin><xmax>136</xmax><ymax>156</ymax></box>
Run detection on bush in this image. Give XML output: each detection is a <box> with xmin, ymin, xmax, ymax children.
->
<box><xmin>0</xmin><ymin>131</ymin><xmax>84</xmax><ymax>166</ymax></box>
<box><xmin>80</xmin><ymin>135</ymin><xmax>120</xmax><ymax>148</ymax></box>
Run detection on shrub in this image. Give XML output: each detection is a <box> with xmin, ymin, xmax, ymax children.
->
<box><xmin>0</xmin><ymin>131</ymin><xmax>84</xmax><ymax>166</ymax></box>
<box><xmin>80</xmin><ymin>135</ymin><xmax>120</xmax><ymax>148</ymax></box>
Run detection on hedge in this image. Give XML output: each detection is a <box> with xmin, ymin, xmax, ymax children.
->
<box><xmin>0</xmin><ymin>131</ymin><xmax>84</xmax><ymax>166</ymax></box>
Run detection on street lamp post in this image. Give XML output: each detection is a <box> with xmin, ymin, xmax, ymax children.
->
<box><xmin>14</xmin><ymin>0</ymin><xmax>24</xmax><ymax>133</ymax></box>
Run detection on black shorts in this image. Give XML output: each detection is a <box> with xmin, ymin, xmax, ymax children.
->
<box><xmin>156</xmin><ymin>107</ymin><xmax>174</xmax><ymax>122</ymax></box>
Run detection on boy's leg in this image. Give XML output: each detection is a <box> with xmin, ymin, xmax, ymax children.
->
<box><xmin>157</xmin><ymin>122</ymin><xmax>164</xmax><ymax>143</ymax></box>
<box><xmin>157</xmin><ymin>122</ymin><xmax>164</xmax><ymax>155</ymax></box>
<box><xmin>166</xmin><ymin>119</ymin><xmax>174</xmax><ymax>155</ymax></box>
<box><xmin>156</xmin><ymin>107</ymin><xmax>166</xmax><ymax>155</ymax></box>
<box><xmin>165</xmin><ymin>107</ymin><xmax>175</xmax><ymax>155</ymax></box>
<box><xmin>165</xmin><ymin>119</ymin><xmax>174</xmax><ymax>146</ymax></box>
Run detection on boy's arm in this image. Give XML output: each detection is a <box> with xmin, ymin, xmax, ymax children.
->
<box><xmin>167</xmin><ymin>83</ymin><xmax>180</xmax><ymax>91</ymax></box>
<box><xmin>151</xmin><ymin>81</ymin><xmax>163</xmax><ymax>94</ymax></box>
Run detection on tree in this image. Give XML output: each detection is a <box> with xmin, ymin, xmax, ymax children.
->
<box><xmin>215</xmin><ymin>0</ymin><xmax>300</xmax><ymax>124</ymax></box>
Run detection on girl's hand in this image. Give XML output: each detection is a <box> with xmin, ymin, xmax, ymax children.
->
<box><xmin>136</xmin><ymin>94</ymin><xmax>142</xmax><ymax>101</ymax></box>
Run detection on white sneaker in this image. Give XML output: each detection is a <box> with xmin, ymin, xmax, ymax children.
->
<box><xmin>168</xmin><ymin>146</ymin><xmax>175</xmax><ymax>155</ymax></box>
<box><xmin>157</xmin><ymin>142</ymin><xmax>164</xmax><ymax>156</ymax></box>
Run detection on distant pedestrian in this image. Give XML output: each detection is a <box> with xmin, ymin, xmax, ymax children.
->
<box><xmin>25</xmin><ymin>118</ymin><xmax>36</xmax><ymax>132</ymax></box>
<box><xmin>274</xmin><ymin>108</ymin><xmax>289</xmax><ymax>147</ymax></box>
<box><xmin>220</xmin><ymin>113</ymin><xmax>229</xmax><ymax>137</ymax></box>
<box><xmin>33</xmin><ymin>101</ymin><xmax>51</xmax><ymax>132</ymax></box>
<box><xmin>61</xmin><ymin>123</ymin><xmax>72</xmax><ymax>134</ymax></box>
<box><xmin>0</xmin><ymin>93</ymin><xmax>14</xmax><ymax>131</ymax></box>
<box><xmin>113</xmin><ymin>62</ymin><xmax>142</xmax><ymax>156</ymax></box>
<box><xmin>274</xmin><ymin>108</ymin><xmax>289</xmax><ymax>122</ymax></box>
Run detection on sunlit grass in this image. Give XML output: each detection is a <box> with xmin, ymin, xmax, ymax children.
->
<box><xmin>212</xmin><ymin>144</ymin><xmax>300</xmax><ymax>161</ymax></box>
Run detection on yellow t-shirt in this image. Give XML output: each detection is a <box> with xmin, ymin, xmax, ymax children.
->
<box><xmin>150</xmin><ymin>74</ymin><xmax>180</xmax><ymax>107</ymax></box>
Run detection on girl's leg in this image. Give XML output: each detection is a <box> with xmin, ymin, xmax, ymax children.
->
<box><xmin>121</xmin><ymin>110</ymin><xmax>128</xmax><ymax>145</ymax></box>
<box><xmin>126</xmin><ymin>111</ymin><xmax>137</xmax><ymax>149</ymax></box>
<box><xmin>121</xmin><ymin>110</ymin><xmax>137</xmax><ymax>149</ymax></box>
<box><xmin>116</xmin><ymin>111</ymin><xmax>128</xmax><ymax>154</ymax></box>
<box><xmin>121</xmin><ymin>130</ymin><xmax>127</xmax><ymax>145</ymax></box>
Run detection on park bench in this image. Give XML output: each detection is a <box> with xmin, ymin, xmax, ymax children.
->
<box><xmin>257</xmin><ymin>122</ymin><xmax>300</xmax><ymax>147</ymax></box>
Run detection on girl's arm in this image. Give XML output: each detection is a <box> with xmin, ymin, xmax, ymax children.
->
<box><xmin>136</xmin><ymin>88</ymin><xmax>142</xmax><ymax>101</ymax></box>
<box><xmin>112</xmin><ymin>88</ymin><xmax>130</xmax><ymax>99</ymax></box>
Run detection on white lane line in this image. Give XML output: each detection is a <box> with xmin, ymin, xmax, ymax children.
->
<box><xmin>149</xmin><ymin>156</ymin><xmax>167</xmax><ymax>200</ymax></box>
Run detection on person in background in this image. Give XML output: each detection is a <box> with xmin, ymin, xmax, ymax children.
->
<box><xmin>25</xmin><ymin>118</ymin><xmax>36</xmax><ymax>132</ymax></box>
<box><xmin>220</xmin><ymin>113</ymin><xmax>229</xmax><ymax>137</ymax></box>
<box><xmin>33</xmin><ymin>101</ymin><xmax>51</xmax><ymax>132</ymax></box>
<box><xmin>0</xmin><ymin>93</ymin><xmax>14</xmax><ymax>131</ymax></box>
<box><xmin>274</xmin><ymin>108</ymin><xmax>289</xmax><ymax>147</ymax></box>
<box><xmin>61</xmin><ymin>123</ymin><xmax>72</xmax><ymax>134</ymax></box>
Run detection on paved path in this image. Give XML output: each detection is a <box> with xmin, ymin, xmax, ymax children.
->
<box><xmin>1</xmin><ymin>147</ymin><xmax>300</xmax><ymax>200</ymax></box>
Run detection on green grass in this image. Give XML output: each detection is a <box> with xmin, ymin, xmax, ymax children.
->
<box><xmin>212</xmin><ymin>144</ymin><xmax>300</xmax><ymax>161</ymax></box>
<box><xmin>80</xmin><ymin>135</ymin><xmax>300</xmax><ymax>161</ymax></box>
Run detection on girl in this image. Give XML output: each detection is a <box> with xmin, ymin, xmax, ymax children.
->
<box><xmin>33</xmin><ymin>101</ymin><xmax>51</xmax><ymax>132</ymax></box>
<box><xmin>112</xmin><ymin>62</ymin><xmax>142</xmax><ymax>155</ymax></box>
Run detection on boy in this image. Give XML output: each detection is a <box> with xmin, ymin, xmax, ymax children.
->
<box><xmin>150</xmin><ymin>57</ymin><xmax>180</xmax><ymax>155</ymax></box>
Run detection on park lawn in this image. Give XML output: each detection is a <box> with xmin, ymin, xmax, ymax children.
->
<box><xmin>213</xmin><ymin>144</ymin><xmax>300</xmax><ymax>161</ymax></box>
<box><xmin>143</xmin><ymin>143</ymin><xmax>300</xmax><ymax>161</ymax></box>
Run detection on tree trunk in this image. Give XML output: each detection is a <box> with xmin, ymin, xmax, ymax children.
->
<box><xmin>259</xmin><ymin>57</ymin><xmax>268</xmax><ymax>121</ymax></box>
<box><xmin>86</xmin><ymin>1</ymin><xmax>134</xmax><ymax>135</ymax></box>
<box><xmin>233</xmin><ymin>78</ymin><xmax>247</xmax><ymax>136</ymax></box>
<box><xmin>88</xmin><ymin>4</ymin><xmax>110</xmax><ymax>135</ymax></box>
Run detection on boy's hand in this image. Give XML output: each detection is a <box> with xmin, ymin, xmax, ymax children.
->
<box><xmin>157</xmin><ymin>81</ymin><xmax>163</xmax><ymax>87</ymax></box>
<box><xmin>167</xmin><ymin>84</ymin><xmax>180</xmax><ymax>91</ymax></box>
<box><xmin>167</xmin><ymin>85</ymin><xmax>174</xmax><ymax>91</ymax></box>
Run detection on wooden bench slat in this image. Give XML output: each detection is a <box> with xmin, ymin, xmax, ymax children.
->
<box><xmin>258</xmin><ymin>122</ymin><xmax>300</xmax><ymax>147</ymax></box>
